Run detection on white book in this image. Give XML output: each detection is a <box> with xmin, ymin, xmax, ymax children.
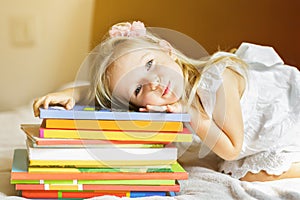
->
<box><xmin>26</xmin><ymin>142</ymin><xmax>177</xmax><ymax>166</ymax></box>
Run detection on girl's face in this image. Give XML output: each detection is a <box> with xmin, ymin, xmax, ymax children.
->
<box><xmin>108</xmin><ymin>48</ymin><xmax>184</xmax><ymax>108</ymax></box>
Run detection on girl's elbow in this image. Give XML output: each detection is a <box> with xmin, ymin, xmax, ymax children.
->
<box><xmin>223</xmin><ymin>150</ymin><xmax>240</xmax><ymax>161</ymax></box>
<box><xmin>224</xmin><ymin>136</ymin><xmax>243</xmax><ymax>161</ymax></box>
<box><xmin>221</xmin><ymin>145</ymin><xmax>242</xmax><ymax>161</ymax></box>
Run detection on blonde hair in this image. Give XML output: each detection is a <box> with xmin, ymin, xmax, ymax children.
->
<box><xmin>86</xmin><ymin>22</ymin><xmax>247</xmax><ymax>114</ymax></box>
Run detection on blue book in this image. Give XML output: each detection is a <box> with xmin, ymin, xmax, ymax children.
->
<box><xmin>130</xmin><ymin>191</ymin><xmax>167</xmax><ymax>197</ymax></box>
<box><xmin>39</xmin><ymin>105</ymin><xmax>190</xmax><ymax>122</ymax></box>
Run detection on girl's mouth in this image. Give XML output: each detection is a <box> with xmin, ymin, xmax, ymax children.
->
<box><xmin>162</xmin><ymin>81</ymin><xmax>170</xmax><ymax>96</ymax></box>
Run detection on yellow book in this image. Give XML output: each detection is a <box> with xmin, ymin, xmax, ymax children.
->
<box><xmin>39</xmin><ymin>127</ymin><xmax>192</xmax><ymax>142</ymax></box>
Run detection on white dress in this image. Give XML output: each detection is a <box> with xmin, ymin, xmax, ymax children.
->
<box><xmin>196</xmin><ymin>42</ymin><xmax>300</xmax><ymax>179</ymax></box>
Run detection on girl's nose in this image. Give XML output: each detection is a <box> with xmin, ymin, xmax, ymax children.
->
<box><xmin>149</xmin><ymin>76</ymin><xmax>160</xmax><ymax>91</ymax></box>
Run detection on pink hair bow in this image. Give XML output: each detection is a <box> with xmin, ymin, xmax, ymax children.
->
<box><xmin>109</xmin><ymin>21</ymin><xmax>146</xmax><ymax>38</ymax></box>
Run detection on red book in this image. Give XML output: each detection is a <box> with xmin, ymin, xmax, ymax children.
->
<box><xmin>16</xmin><ymin>183</ymin><xmax>180</xmax><ymax>192</ymax></box>
<box><xmin>21</xmin><ymin>190</ymin><xmax>128</xmax><ymax>199</ymax></box>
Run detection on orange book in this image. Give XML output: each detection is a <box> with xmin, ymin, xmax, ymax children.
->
<box><xmin>43</xmin><ymin>118</ymin><xmax>183</xmax><ymax>132</ymax></box>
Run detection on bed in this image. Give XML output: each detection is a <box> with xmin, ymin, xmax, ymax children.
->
<box><xmin>0</xmin><ymin>101</ymin><xmax>300</xmax><ymax>200</ymax></box>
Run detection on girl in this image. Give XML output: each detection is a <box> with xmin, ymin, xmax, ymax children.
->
<box><xmin>33</xmin><ymin>21</ymin><xmax>300</xmax><ymax>182</ymax></box>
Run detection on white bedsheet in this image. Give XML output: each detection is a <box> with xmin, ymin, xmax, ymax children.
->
<box><xmin>1</xmin><ymin>103</ymin><xmax>300</xmax><ymax>200</ymax></box>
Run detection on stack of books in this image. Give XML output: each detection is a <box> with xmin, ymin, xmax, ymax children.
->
<box><xmin>11</xmin><ymin>105</ymin><xmax>192</xmax><ymax>199</ymax></box>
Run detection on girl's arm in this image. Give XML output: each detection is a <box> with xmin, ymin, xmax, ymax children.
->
<box><xmin>193</xmin><ymin>68</ymin><xmax>245</xmax><ymax>160</ymax></box>
<box><xmin>33</xmin><ymin>85</ymin><xmax>89</xmax><ymax>117</ymax></box>
<box><xmin>138</xmin><ymin>68</ymin><xmax>244</xmax><ymax>161</ymax></box>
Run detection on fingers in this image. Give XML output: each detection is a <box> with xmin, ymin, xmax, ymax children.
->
<box><xmin>166</xmin><ymin>105</ymin><xmax>175</xmax><ymax>113</ymax></box>
<box><xmin>33</xmin><ymin>97</ymin><xmax>45</xmax><ymax>117</ymax></box>
<box><xmin>139</xmin><ymin>106</ymin><xmax>166</xmax><ymax>112</ymax></box>
<box><xmin>138</xmin><ymin>103</ymin><xmax>184</xmax><ymax>113</ymax></box>
<box><xmin>66</xmin><ymin>98</ymin><xmax>75</xmax><ymax>110</ymax></box>
<box><xmin>32</xmin><ymin>93</ymin><xmax>76</xmax><ymax>117</ymax></box>
<box><xmin>139</xmin><ymin>105</ymin><xmax>168</xmax><ymax>112</ymax></box>
<box><xmin>139</xmin><ymin>107</ymin><xmax>148</xmax><ymax>112</ymax></box>
<box><xmin>43</xmin><ymin>96</ymin><xmax>52</xmax><ymax>110</ymax></box>
<box><xmin>33</xmin><ymin>96</ymin><xmax>50</xmax><ymax>117</ymax></box>
<box><xmin>166</xmin><ymin>104</ymin><xmax>183</xmax><ymax>113</ymax></box>
<box><xmin>146</xmin><ymin>105</ymin><xmax>168</xmax><ymax>112</ymax></box>
<box><xmin>33</xmin><ymin>99</ymin><xmax>39</xmax><ymax>117</ymax></box>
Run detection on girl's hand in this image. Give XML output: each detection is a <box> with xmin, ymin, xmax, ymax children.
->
<box><xmin>139</xmin><ymin>102</ymin><xmax>185</xmax><ymax>113</ymax></box>
<box><xmin>33</xmin><ymin>91</ymin><xmax>75</xmax><ymax>117</ymax></box>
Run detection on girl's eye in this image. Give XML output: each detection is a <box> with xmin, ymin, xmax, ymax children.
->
<box><xmin>145</xmin><ymin>59</ymin><xmax>153</xmax><ymax>71</ymax></box>
<box><xmin>135</xmin><ymin>85</ymin><xmax>142</xmax><ymax>96</ymax></box>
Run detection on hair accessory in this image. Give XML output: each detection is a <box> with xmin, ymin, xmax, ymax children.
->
<box><xmin>109</xmin><ymin>21</ymin><xmax>146</xmax><ymax>38</ymax></box>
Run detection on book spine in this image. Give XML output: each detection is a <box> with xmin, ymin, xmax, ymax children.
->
<box><xmin>130</xmin><ymin>191</ymin><xmax>167</xmax><ymax>197</ymax></box>
<box><xmin>39</xmin><ymin>128</ymin><xmax>192</xmax><ymax>142</ymax></box>
<box><xmin>12</xmin><ymin>171</ymin><xmax>188</xmax><ymax>181</ymax></box>
<box><xmin>21</xmin><ymin>190</ymin><xmax>167</xmax><ymax>199</ymax></box>
<box><xmin>45</xmin><ymin>119</ymin><xmax>183</xmax><ymax>132</ymax></box>
<box><xmin>21</xmin><ymin>190</ymin><xmax>128</xmax><ymax>199</ymax></box>
<box><xmin>13</xmin><ymin>179</ymin><xmax>175</xmax><ymax>185</ymax></box>
<box><xmin>28</xmin><ymin>160</ymin><xmax>177</xmax><ymax>167</ymax></box>
<box><xmin>16</xmin><ymin>183</ymin><xmax>181</xmax><ymax>192</ymax></box>
<box><xmin>39</xmin><ymin>107</ymin><xmax>190</xmax><ymax>122</ymax></box>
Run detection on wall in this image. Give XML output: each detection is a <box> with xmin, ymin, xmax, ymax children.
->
<box><xmin>0</xmin><ymin>0</ymin><xmax>95</xmax><ymax>110</ymax></box>
<box><xmin>92</xmin><ymin>0</ymin><xmax>300</xmax><ymax>68</ymax></box>
<box><xmin>0</xmin><ymin>0</ymin><xmax>298</xmax><ymax>110</ymax></box>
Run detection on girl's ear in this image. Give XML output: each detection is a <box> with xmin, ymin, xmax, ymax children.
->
<box><xmin>158</xmin><ymin>40</ymin><xmax>177</xmax><ymax>60</ymax></box>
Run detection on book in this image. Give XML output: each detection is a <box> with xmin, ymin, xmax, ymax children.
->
<box><xmin>39</xmin><ymin>125</ymin><xmax>193</xmax><ymax>143</ymax></box>
<box><xmin>43</xmin><ymin>118</ymin><xmax>183</xmax><ymax>132</ymax></box>
<box><xmin>27</xmin><ymin>165</ymin><xmax>172</xmax><ymax>173</ymax></box>
<box><xmin>12</xmin><ymin>178</ymin><xmax>175</xmax><ymax>185</ymax></box>
<box><xmin>21</xmin><ymin>190</ymin><xmax>168</xmax><ymax>199</ymax></box>
<box><xmin>26</xmin><ymin>142</ymin><xmax>178</xmax><ymax>167</ymax></box>
<box><xmin>21</xmin><ymin>190</ymin><xmax>128</xmax><ymax>199</ymax></box>
<box><xmin>39</xmin><ymin>105</ymin><xmax>191</xmax><ymax>122</ymax></box>
<box><xmin>22</xmin><ymin>124</ymin><xmax>168</xmax><ymax>147</ymax></box>
<box><xmin>27</xmin><ymin>137</ymin><xmax>164</xmax><ymax>148</ymax></box>
<box><xmin>11</xmin><ymin>149</ymin><xmax>188</xmax><ymax>180</ymax></box>
<box><xmin>16</xmin><ymin>182</ymin><xmax>180</xmax><ymax>192</ymax></box>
